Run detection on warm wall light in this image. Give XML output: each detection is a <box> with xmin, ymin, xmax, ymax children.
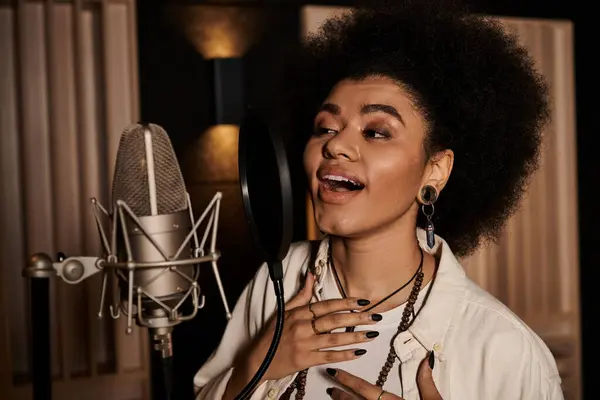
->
<box><xmin>182</xmin><ymin>124</ymin><xmax>240</xmax><ymax>183</ymax></box>
<box><xmin>171</xmin><ymin>5</ymin><xmax>263</xmax><ymax>59</ymax></box>
<box><xmin>170</xmin><ymin>5</ymin><xmax>259</xmax><ymax>125</ymax></box>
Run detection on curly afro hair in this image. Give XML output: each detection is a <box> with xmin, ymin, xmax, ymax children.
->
<box><xmin>274</xmin><ymin>0</ymin><xmax>550</xmax><ymax>257</ymax></box>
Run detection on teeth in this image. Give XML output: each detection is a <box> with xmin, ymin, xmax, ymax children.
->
<box><xmin>323</xmin><ymin>174</ymin><xmax>362</xmax><ymax>187</ymax></box>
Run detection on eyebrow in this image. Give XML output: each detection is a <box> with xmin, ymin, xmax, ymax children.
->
<box><xmin>319</xmin><ymin>102</ymin><xmax>406</xmax><ymax>126</ymax></box>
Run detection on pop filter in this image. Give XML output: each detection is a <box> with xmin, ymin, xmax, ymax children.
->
<box><xmin>235</xmin><ymin>108</ymin><xmax>293</xmax><ymax>399</ymax></box>
<box><xmin>238</xmin><ymin>108</ymin><xmax>293</xmax><ymax>280</ymax></box>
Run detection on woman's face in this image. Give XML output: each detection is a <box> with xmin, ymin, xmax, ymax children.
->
<box><xmin>303</xmin><ymin>76</ymin><xmax>438</xmax><ymax>238</ymax></box>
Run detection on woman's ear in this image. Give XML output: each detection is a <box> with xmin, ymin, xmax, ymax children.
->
<box><xmin>420</xmin><ymin>149</ymin><xmax>454</xmax><ymax>195</ymax></box>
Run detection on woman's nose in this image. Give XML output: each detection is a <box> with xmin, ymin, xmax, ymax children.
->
<box><xmin>322</xmin><ymin>129</ymin><xmax>359</xmax><ymax>161</ymax></box>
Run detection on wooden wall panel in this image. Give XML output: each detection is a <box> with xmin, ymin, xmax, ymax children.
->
<box><xmin>0</xmin><ymin>1</ymin><xmax>148</xmax><ymax>399</ymax></box>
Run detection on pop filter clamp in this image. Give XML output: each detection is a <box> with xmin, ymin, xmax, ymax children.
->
<box><xmin>235</xmin><ymin>108</ymin><xmax>293</xmax><ymax>400</ymax></box>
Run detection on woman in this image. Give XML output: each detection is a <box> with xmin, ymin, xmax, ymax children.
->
<box><xmin>194</xmin><ymin>2</ymin><xmax>563</xmax><ymax>399</ymax></box>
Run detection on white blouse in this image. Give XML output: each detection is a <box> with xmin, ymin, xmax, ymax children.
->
<box><xmin>193</xmin><ymin>230</ymin><xmax>564</xmax><ymax>399</ymax></box>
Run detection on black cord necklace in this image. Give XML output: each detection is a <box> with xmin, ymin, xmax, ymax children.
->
<box><xmin>328</xmin><ymin>239</ymin><xmax>425</xmax><ymax>333</ymax></box>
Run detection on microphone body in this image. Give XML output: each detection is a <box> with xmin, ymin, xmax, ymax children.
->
<box><xmin>122</xmin><ymin>211</ymin><xmax>194</xmax><ymax>305</ymax></box>
<box><xmin>119</xmin><ymin>209</ymin><xmax>195</xmax><ymax>357</ymax></box>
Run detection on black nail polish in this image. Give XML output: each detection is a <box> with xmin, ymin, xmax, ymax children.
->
<box><xmin>357</xmin><ymin>299</ymin><xmax>370</xmax><ymax>306</ymax></box>
<box><xmin>429</xmin><ymin>350</ymin><xmax>435</xmax><ymax>369</ymax></box>
<box><xmin>371</xmin><ymin>313</ymin><xmax>383</xmax><ymax>321</ymax></box>
<box><xmin>326</xmin><ymin>368</ymin><xmax>337</xmax><ymax>376</ymax></box>
<box><xmin>326</xmin><ymin>388</ymin><xmax>333</xmax><ymax>396</ymax></box>
<box><xmin>366</xmin><ymin>331</ymin><xmax>379</xmax><ymax>339</ymax></box>
<box><xmin>355</xmin><ymin>349</ymin><xmax>367</xmax><ymax>356</ymax></box>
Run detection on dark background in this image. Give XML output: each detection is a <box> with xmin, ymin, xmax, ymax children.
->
<box><xmin>136</xmin><ymin>1</ymin><xmax>596</xmax><ymax>398</ymax></box>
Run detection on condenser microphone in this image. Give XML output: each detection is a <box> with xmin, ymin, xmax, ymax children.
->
<box><xmin>110</xmin><ymin>122</ymin><xmax>233</xmax><ymax>359</ymax></box>
<box><xmin>111</xmin><ymin>122</ymin><xmax>195</xmax><ymax>358</ymax></box>
<box><xmin>23</xmin><ymin>121</ymin><xmax>231</xmax><ymax>400</ymax></box>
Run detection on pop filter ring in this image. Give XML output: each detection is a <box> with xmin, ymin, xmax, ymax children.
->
<box><xmin>235</xmin><ymin>108</ymin><xmax>293</xmax><ymax>399</ymax></box>
<box><xmin>238</xmin><ymin>107</ymin><xmax>293</xmax><ymax>278</ymax></box>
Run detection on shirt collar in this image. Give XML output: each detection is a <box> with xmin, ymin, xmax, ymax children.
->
<box><xmin>311</xmin><ymin>228</ymin><xmax>467</xmax><ymax>352</ymax></box>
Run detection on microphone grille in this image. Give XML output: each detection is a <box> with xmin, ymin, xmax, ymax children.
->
<box><xmin>112</xmin><ymin>123</ymin><xmax>187</xmax><ymax>216</ymax></box>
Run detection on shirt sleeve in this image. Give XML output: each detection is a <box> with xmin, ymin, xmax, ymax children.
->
<box><xmin>193</xmin><ymin>262</ymin><xmax>271</xmax><ymax>400</ymax></box>
<box><xmin>440</xmin><ymin>299</ymin><xmax>567</xmax><ymax>400</ymax></box>
<box><xmin>544</xmin><ymin>375</ymin><xmax>565</xmax><ymax>400</ymax></box>
<box><xmin>485</xmin><ymin>327</ymin><xmax>566</xmax><ymax>400</ymax></box>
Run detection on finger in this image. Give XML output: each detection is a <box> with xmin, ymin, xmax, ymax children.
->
<box><xmin>308</xmin><ymin>297</ymin><xmax>373</xmax><ymax>318</ymax></box>
<box><xmin>417</xmin><ymin>351</ymin><xmax>443</xmax><ymax>400</ymax></box>
<box><xmin>310</xmin><ymin>330</ymin><xmax>380</xmax><ymax>351</ymax></box>
<box><xmin>315</xmin><ymin>311</ymin><xmax>382</xmax><ymax>333</ymax></box>
<box><xmin>286</xmin><ymin>271</ymin><xmax>315</xmax><ymax>310</ymax></box>
<box><xmin>325</xmin><ymin>368</ymin><xmax>383</xmax><ymax>400</ymax></box>
<box><xmin>327</xmin><ymin>387</ymin><xmax>360</xmax><ymax>400</ymax></box>
<box><xmin>308</xmin><ymin>348</ymin><xmax>368</xmax><ymax>367</ymax></box>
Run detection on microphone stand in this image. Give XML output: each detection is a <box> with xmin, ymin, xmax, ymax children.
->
<box><xmin>149</xmin><ymin>323</ymin><xmax>174</xmax><ymax>400</ymax></box>
<box><xmin>149</xmin><ymin>341</ymin><xmax>173</xmax><ymax>400</ymax></box>
<box><xmin>23</xmin><ymin>253</ymin><xmax>177</xmax><ymax>400</ymax></box>
<box><xmin>23</xmin><ymin>253</ymin><xmax>59</xmax><ymax>400</ymax></box>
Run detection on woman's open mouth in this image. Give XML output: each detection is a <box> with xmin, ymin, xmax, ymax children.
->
<box><xmin>317</xmin><ymin>170</ymin><xmax>366</xmax><ymax>204</ymax></box>
<box><xmin>321</xmin><ymin>175</ymin><xmax>365</xmax><ymax>192</ymax></box>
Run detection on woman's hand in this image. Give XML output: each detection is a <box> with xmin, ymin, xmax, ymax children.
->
<box><xmin>225</xmin><ymin>272</ymin><xmax>383</xmax><ymax>398</ymax></box>
<box><xmin>251</xmin><ymin>271</ymin><xmax>382</xmax><ymax>381</ymax></box>
<box><xmin>326</xmin><ymin>352</ymin><xmax>443</xmax><ymax>400</ymax></box>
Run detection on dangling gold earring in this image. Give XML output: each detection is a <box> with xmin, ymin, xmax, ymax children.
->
<box><xmin>420</xmin><ymin>185</ymin><xmax>438</xmax><ymax>248</ymax></box>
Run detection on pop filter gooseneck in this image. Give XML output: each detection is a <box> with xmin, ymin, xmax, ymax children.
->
<box><xmin>235</xmin><ymin>108</ymin><xmax>293</xmax><ymax>400</ymax></box>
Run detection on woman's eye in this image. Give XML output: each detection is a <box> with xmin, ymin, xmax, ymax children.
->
<box><xmin>316</xmin><ymin>127</ymin><xmax>337</xmax><ymax>135</ymax></box>
<box><xmin>364</xmin><ymin>129</ymin><xmax>390</xmax><ymax>139</ymax></box>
